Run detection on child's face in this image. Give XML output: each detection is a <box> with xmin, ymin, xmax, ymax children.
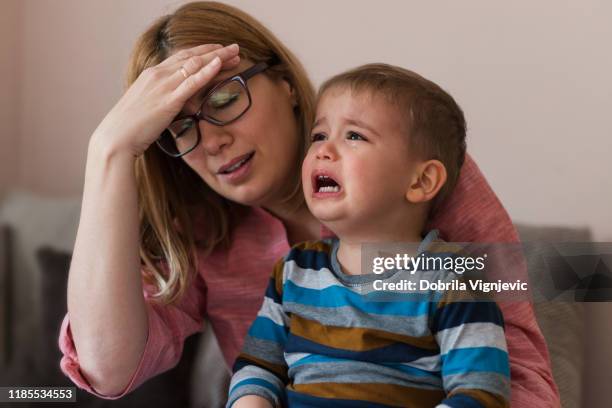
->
<box><xmin>302</xmin><ymin>87</ymin><xmax>422</xmax><ymax>234</ymax></box>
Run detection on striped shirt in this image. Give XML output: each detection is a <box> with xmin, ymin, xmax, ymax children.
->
<box><xmin>228</xmin><ymin>231</ymin><xmax>510</xmax><ymax>407</ymax></box>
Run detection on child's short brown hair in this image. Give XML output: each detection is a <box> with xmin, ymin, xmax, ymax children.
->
<box><xmin>318</xmin><ymin>63</ymin><xmax>466</xmax><ymax>206</ymax></box>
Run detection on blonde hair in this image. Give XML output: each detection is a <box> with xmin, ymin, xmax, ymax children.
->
<box><xmin>127</xmin><ymin>1</ymin><xmax>315</xmax><ymax>304</ymax></box>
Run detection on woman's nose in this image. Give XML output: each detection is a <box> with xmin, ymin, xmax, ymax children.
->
<box><xmin>199</xmin><ymin>121</ymin><xmax>233</xmax><ymax>155</ymax></box>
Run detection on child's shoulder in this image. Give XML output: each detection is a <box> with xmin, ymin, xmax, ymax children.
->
<box><xmin>282</xmin><ymin>238</ymin><xmax>337</xmax><ymax>271</ymax></box>
<box><xmin>286</xmin><ymin>238</ymin><xmax>336</xmax><ymax>256</ymax></box>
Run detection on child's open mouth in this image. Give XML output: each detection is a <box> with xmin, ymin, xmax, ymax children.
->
<box><xmin>313</xmin><ymin>173</ymin><xmax>342</xmax><ymax>195</ymax></box>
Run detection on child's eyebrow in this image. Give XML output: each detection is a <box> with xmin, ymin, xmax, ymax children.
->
<box><xmin>312</xmin><ymin>117</ymin><xmax>327</xmax><ymax>128</ymax></box>
<box><xmin>345</xmin><ymin>118</ymin><xmax>381</xmax><ymax>138</ymax></box>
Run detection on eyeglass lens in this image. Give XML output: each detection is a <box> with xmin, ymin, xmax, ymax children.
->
<box><xmin>157</xmin><ymin>78</ymin><xmax>250</xmax><ymax>157</ymax></box>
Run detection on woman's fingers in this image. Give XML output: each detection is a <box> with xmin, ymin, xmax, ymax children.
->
<box><xmin>157</xmin><ymin>43</ymin><xmax>223</xmax><ymax>69</ymax></box>
<box><xmin>172</xmin><ymin>56</ymin><xmax>224</xmax><ymax>102</ymax></box>
<box><xmin>167</xmin><ymin>44</ymin><xmax>240</xmax><ymax>93</ymax></box>
<box><xmin>171</xmin><ymin>43</ymin><xmax>239</xmax><ymax>75</ymax></box>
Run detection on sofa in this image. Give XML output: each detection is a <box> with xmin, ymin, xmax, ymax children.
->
<box><xmin>0</xmin><ymin>190</ymin><xmax>590</xmax><ymax>407</ymax></box>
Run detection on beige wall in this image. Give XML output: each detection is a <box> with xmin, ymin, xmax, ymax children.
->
<box><xmin>3</xmin><ymin>0</ymin><xmax>611</xmax><ymax>240</ymax></box>
<box><xmin>1</xmin><ymin>1</ymin><xmax>611</xmax><ymax>405</ymax></box>
<box><xmin>0</xmin><ymin>0</ymin><xmax>21</xmax><ymax>192</ymax></box>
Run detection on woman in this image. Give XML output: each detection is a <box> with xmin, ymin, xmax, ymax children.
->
<box><xmin>61</xmin><ymin>2</ymin><xmax>559</xmax><ymax>407</ymax></box>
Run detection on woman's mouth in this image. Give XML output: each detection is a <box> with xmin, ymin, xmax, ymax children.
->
<box><xmin>218</xmin><ymin>152</ymin><xmax>255</xmax><ymax>174</ymax></box>
<box><xmin>217</xmin><ymin>151</ymin><xmax>255</xmax><ymax>182</ymax></box>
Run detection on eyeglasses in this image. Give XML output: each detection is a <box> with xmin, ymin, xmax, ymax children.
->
<box><xmin>156</xmin><ymin>62</ymin><xmax>270</xmax><ymax>158</ymax></box>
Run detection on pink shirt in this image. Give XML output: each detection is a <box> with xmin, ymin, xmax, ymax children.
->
<box><xmin>59</xmin><ymin>155</ymin><xmax>560</xmax><ymax>407</ymax></box>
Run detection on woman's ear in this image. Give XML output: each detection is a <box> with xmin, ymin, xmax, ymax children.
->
<box><xmin>405</xmin><ymin>160</ymin><xmax>447</xmax><ymax>204</ymax></box>
<box><xmin>280</xmin><ymin>76</ymin><xmax>298</xmax><ymax>107</ymax></box>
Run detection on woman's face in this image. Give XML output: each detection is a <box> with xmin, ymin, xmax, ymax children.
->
<box><xmin>179</xmin><ymin>59</ymin><xmax>301</xmax><ymax>207</ymax></box>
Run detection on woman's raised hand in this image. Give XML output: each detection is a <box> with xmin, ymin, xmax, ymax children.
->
<box><xmin>91</xmin><ymin>43</ymin><xmax>240</xmax><ymax>158</ymax></box>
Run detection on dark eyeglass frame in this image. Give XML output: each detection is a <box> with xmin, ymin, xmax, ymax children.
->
<box><xmin>157</xmin><ymin>61</ymin><xmax>271</xmax><ymax>158</ymax></box>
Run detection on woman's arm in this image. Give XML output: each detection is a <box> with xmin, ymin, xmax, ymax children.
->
<box><xmin>428</xmin><ymin>154</ymin><xmax>560</xmax><ymax>407</ymax></box>
<box><xmin>66</xmin><ymin>140</ymin><xmax>146</xmax><ymax>396</ymax></box>
<box><xmin>65</xmin><ymin>44</ymin><xmax>239</xmax><ymax>396</ymax></box>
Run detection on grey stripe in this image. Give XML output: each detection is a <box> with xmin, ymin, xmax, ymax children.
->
<box><xmin>283</xmin><ymin>303</ymin><xmax>432</xmax><ymax>338</ymax></box>
<box><xmin>284</xmin><ymin>259</ymin><xmax>452</xmax><ymax>298</ymax></box>
<box><xmin>435</xmin><ymin>322</ymin><xmax>507</xmax><ymax>352</ymax></box>
<box><xmin>443</xmin><ymin>371</ymin><xmax>510</xmax><ymax>399</ymax></box>
<box><xmin>227</xmin><ymin>384</ymin><xmax>279</xmax><ymax>408</ymax></box>
<box><xmin>231</xmin><ymin>365</ymin><xmax>283</xmax><ymax>391</ymax></box>
<box><xmin>289</xmin><ymin>360</ymin><xmax>442</xmax><ymax>390</ymax></box>
<box><xmin>242</xmin><ymin>336</ymin><xmax>287</xmax><ymax>366</ymax></box>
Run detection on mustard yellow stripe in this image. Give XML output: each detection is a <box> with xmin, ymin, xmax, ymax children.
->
<box><xmin>427</xmin><ymin>240</ymin><xmax>464</xmax><ymax>255</ymax></box>
<box><xmin>290</xmin><ymin>382</ymin><xmax>445</xmax><ymax>407</ymax></box>
<box><xmin>237</xmin><ymin>353</ymin><xmax>288</xmax><ymax>381</ymax></box>
<box><xmin>272</xmin><ymin>258</ymin><xmax>285</xmax><ymax>297</ymax></box>
<box><xmin>291</xmin><ymin>315</ymin><xmax>437</xmax><ymax>351</ymax></box>
<box><xmin>450</xmin><ymin>388</ymin><xmax>509</xmax><ymax>408</ymax></box>
<box><xmin>297</xmin><ymin>240</ymin><xmax>333</xmax><ymax>253</ymax></box>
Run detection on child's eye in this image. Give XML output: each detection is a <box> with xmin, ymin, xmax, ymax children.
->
<box><xmin>311</xmin><ymin>132</ymin><xmax>327</xmax><ymax>142</ymax></box>
<box><xmin>347</xmin><ymin>131</ymin><xmax>366</xmax><ymax>141</ymax></box>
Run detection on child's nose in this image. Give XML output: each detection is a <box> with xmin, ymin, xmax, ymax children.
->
<box><xmin>315</xmin><ymin>140</ymin><xmax>337</xmax><ymax>161</ymax></box>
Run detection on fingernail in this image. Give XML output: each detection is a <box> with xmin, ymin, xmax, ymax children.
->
<box><xmin>229</xmin><ymin>43</ymin><xmax>239</xmax><ymax>50</ymax></box>
<box><xmin>211</xmin><ymin>56</ymin><xmax>221</xmax><ymax>65</ymax></box>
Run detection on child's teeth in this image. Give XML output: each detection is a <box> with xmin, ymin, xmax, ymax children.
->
<box><xmin>318</xmin><ymin>186</ymin><xmax>339</xmax><ymax>193</ymax></box>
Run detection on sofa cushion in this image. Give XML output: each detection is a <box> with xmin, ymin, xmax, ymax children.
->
<box><xmin>515</xmin><ymin>223</ymin><xmax>590</xmax><ymax>408</ymax></box>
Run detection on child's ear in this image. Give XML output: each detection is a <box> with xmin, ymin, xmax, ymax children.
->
<box><xmin>405</xmin><ymin>160</ymin><xmax>447</xmax><ymax>204</ymax></box>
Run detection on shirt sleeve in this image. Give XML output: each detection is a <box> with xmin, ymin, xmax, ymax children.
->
<box><xmin>428</xmin><ymin>154</ymin><xmax>560</xmax><ymax>408</ymax></box>
<box><xmin>431</xmin><ymin>286</ymin><xmax>510</xmax><ymax>408</ymax></box>
<box><xmin>226</xmin><ymin>259</ymin><xmax>289</xmax><ymax>408</ymax></box>
<box><xmin>58</xmin><ymin>269</ymin><xmax>207</xmax><ymax>399</ymax></box>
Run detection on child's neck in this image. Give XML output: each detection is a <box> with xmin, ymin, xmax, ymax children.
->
<box><xmin>336</xmin><ymin>230</ymin><xmax>423</xmax><ymax>276</ymax></box>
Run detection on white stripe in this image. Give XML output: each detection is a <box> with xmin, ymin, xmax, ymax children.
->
<box><xmin>257</xmin><ymin>296</ymin><xmax>289</xmax><ymax>327</ymax></box>
<box><xmin>401</xmin><ymin>354</ymin><xmax>442</xmax><ymax>372</ymax></box>
<box><xmin>284</xmin><ymin>352</ymin><xmax>310</xmax><ymax>366</ymax></box>
<box><xmin>284</xmin><ymin>260</ymin><xmax>342</xmax><ymax>290</ymax></box>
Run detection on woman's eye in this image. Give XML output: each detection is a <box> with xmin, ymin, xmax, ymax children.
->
<box><xmin>311</xmin><ymin>133</ymin><xmax>326</xmax><ymax>142</ymax></box>
<box><xmin>347</xmin><ymin>131</ymin><xmax>366</xmax><ymax>141</ymax></box>
<box><xmin>208</xmin><ymin>91</ymin><xmax>240</xmax><ymax>109</ymax></box>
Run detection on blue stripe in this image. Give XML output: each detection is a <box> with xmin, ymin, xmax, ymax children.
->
<box><xmin>287</xmin><ymin>389</ymin><xmax>396</xmax><ymax>408</ymax></box>
<box><xmin>285</xmin><ymin>334</ymin><xmax>437</xmax><ymax>363</ymax></box>
<box><xmin>232</xmin><ymin>357</ymin><xmax>251</xmax><ymax>374</ymax></box>
<box><xmin>441</xmin><ymin>392</ymin><xmax>486</xmax><ymax>408</ymax></box>
<box><xmin>291</xmin><ymin>355</ymin><xmax>440</xmax><ymax>378</ymax></box>
<box><xmin>381</xmin><ymin>362</ymin><xmax>441</xmax><ymax>378</ymax></box>
<box><xmin>283</xmin><ymin>281</ymin><xmax>432</xmax><ymax>316</ymax></box>
<box><xmin>230</xmin><ymin>377</ymin><xmax>280</xmax><ymax>395</ymax></box>
<box><xmin>432</xmin><ymin>301</ymin><xmax>504</xmax><ymax>333</ymax></box>
<box><xmin>285</xmin><ymin>247</ymin><xmax>333</xmax><ymax>271</ymax></box>
<box><xmin>247</xmin><ymin>316</ymin><xmax>287</xmax><ymax>343</ymax></box>
<box><xmin>442</xmin><ymin>347</ymin><xmax>510</xmax><ymax>377</ymax></box>
<box><xmin>264</xmin><ymin>278</ymin><xmax>282</xmax><ymax>304</ymax></box>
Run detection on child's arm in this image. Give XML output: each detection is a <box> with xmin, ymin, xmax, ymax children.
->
<box><xmin>231</xmin><ymin>395</ymin><xmax>273</xmax><ymax>408</ymax></box>
<box><xmin>226</xmin><ymin>260</ymin><xmax>289</xmax><ymax>408</ymax></box>
<box><xmin>432</xmin><ymin>291</ymin><xmax>511</xmax><ymax>408</ymax></box>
